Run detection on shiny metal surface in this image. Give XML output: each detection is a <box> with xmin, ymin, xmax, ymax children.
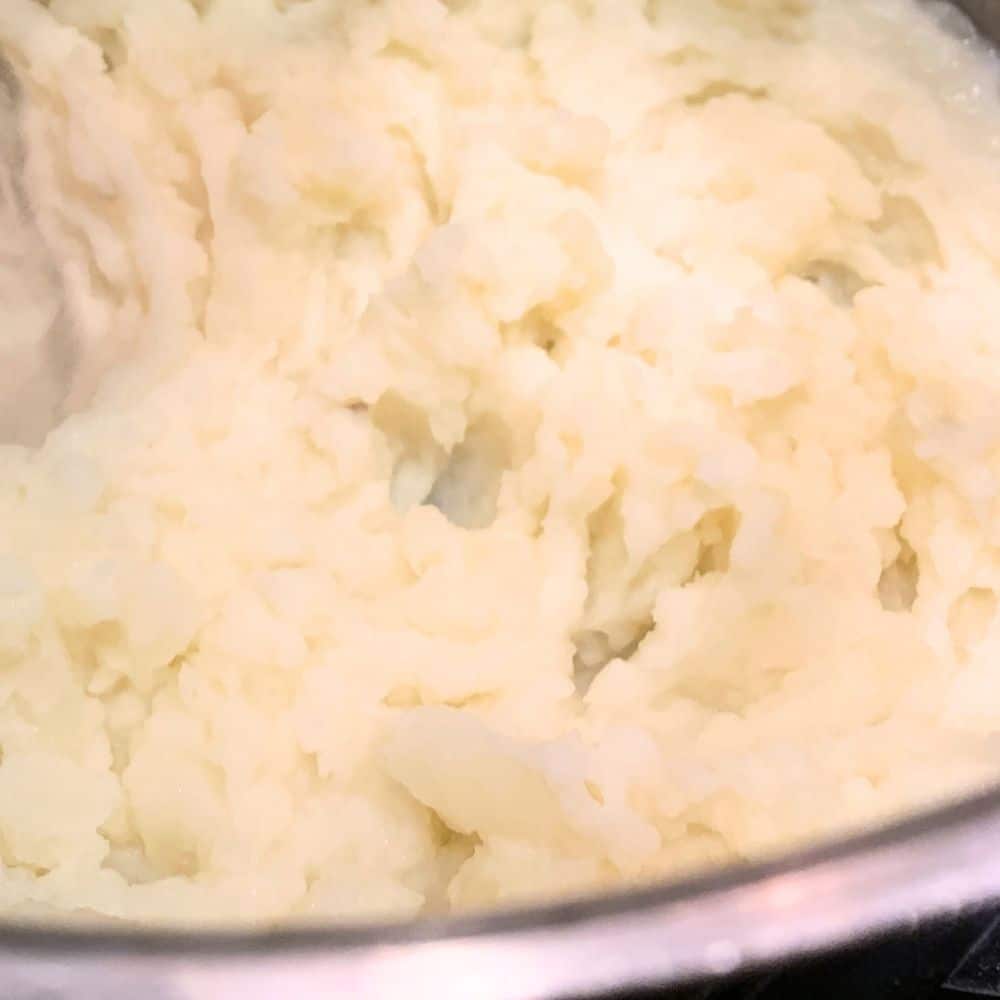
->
<box><xmin>2</xmin><ymin>1</ymin><xmax>1000</xmax><ymax>996</ymax></box>
<box><xmin>4</xmin><ymin>787</ymin><xmax>1000</xmax><ymax>999</ymax></box>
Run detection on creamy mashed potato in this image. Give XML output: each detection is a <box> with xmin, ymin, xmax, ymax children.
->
<box><xmin>1</xmin><ymin>0</ymin><xmax>1000</xmax><ymax>925</ymax></box>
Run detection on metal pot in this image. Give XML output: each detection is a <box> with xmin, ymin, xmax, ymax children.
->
<box><xmin>2</xmin><ymin>2</ymin><xmax>1000</xmax><ymax>997</ymax></box>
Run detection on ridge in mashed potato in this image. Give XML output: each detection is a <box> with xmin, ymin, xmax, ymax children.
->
<box><xmin>1</xmin><ymin>0</ymin><xmax>1000</xmax><ymax>925</ymax></box>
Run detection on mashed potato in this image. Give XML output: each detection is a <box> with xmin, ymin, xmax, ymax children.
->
<box><xmin>1</xmin><ymin>0</ymin><xmax>1000</xmax><ymax>925</ymax></box>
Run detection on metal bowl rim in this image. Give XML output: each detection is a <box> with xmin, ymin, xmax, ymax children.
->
<box><xmin>2</xmin><ymin>781</ymin><xmax>999</xmax><ymax>958</ymax></box>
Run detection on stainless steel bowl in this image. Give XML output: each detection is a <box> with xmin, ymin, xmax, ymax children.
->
<box><xmin>2</xmin><ymin>2</ymin><xmax>1000</xmax><ymax>997</ymax></box>
<box><xmin>5</xmin><ymin>788</ymin><xmax>1000</xmax><ymax>999</ymax></box>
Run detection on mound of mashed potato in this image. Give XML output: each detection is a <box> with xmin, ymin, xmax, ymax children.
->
<box><xmin>2</xmin><ymin>0</ymin><xmax>1000</xmax><ymax>925</ymax></box>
